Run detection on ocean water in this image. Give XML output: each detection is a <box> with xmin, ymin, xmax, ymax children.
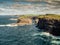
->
<box><xmin>0</xmin><ymin>15</ymin><xmax>60</xmax><ymax>45</ymax></box>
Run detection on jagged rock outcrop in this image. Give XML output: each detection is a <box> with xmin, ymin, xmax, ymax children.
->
<box><xmin>36</xmin><ymin>18</ymin><xmax>60</xmax><ymax>36</ymax></box>
<box><xmin>17</xmin><ymin>18</ymin><xmax>32</xmax><ymax>26</ymax></box>
<box><xmin>32</xmin><ymin>17</ymin><xmax>39</xmax><ymax>24</ymax></box>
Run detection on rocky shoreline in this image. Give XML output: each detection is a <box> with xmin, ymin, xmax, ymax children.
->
<box><xmin>10</xmin><ymin>14</ymin><xmax>60</xmax><ymax>36</ymax></box>
<box><xmin>16</xmin><ymin>16</ymin><xmax>33</xmax><ymax>26</ymax></box>
<box><xmin>10</xmin><ymin>15</ymin><xmax>38</xmax><ymax>26</ymax></box>
<box><xmin>36</xmin><ymin>15</ymin><xmax>60</xmax><ymax>36</ymax></box>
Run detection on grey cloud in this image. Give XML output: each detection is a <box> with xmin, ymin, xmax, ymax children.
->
<box><xmin>45</xmin><ymin>0</ymin><xmax>60</xmax><ymax>9</ymax></box>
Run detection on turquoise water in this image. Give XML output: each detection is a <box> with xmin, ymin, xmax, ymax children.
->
<box><xmin>0</xmin><ymin>15</ymin><xmax>60</xmax><ymax>45</ymax></box>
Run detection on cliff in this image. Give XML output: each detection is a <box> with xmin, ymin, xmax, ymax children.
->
<box><xmin>16</xmin><ymin>15</ymin><xmax>32</xmax><ymax>26</ymax></box>
<box><xmin>36</xmin><ymin>14</ymin><xmax>60</xmax><ymax>36</ymax></box>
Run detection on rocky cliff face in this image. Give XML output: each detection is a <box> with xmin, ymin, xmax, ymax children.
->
<box><xmin>36</xmin><ymin>18</ymin><xmax>60</xmax><ymax>36</ymax></box>
<box><xmin>17</xmin><ymin>17</ymin><xmax>32</xmax><ymax>26</ymax></box>
<box><xmin>32</xmin><ymin>16</ymin><xmax>39</xmax><ymax>24</ymax></box>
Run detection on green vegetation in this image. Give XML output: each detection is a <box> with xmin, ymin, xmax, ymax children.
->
<box><xmin>38</xmin><ymin>14</ymin><xmax>60</xmax><ymax>20</ymax></box>
<box><xmin>18</xmin><ymin>14</ymin><xmax>60</xmax><ymax>20</ymax></box>
<box><xmin>18</xmin><ymin>14</ymin><xmax>39</xmax><ymax>19</ymax></box>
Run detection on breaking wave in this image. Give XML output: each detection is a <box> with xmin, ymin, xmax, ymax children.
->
<box><xmin>0</xmin><ymin>24</ymin><xmax>18</xmax><ymax>27</ymax></box>
<box><xmin>9</xmin><ymin>18</ymin><xmax>17</xmax><ymax>20</ymax></box>
<box><xmin>32</xmin><ymin>32</ymin><xmax>50</xmax><ymax>36</ymax></box>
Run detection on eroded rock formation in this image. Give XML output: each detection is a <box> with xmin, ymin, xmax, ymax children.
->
<box><xmin>36</xmin><ymin>18</ymin><xmax>60</xmax><ymax>36</ymax></box>
<box><xmin>17</xmin><ymin>18</ymin><xmax>32</xmax><ymax>26</ymax></box>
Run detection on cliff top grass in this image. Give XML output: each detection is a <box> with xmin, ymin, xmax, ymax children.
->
<box><xmin>38</xmin><ymin>14</ymin><xmax>60</xmax><ymax>20</ymax></box>
<box><xmin>18</xmin><ymin>14</ymin><xmax>38</xmax><ymax>19</ymax></box>
<box><xmin>18</xmin><ymin>14</ymin><xmax>60</xmax><ymax>20</ymax></box>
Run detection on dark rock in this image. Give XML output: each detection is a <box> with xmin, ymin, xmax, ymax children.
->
<box><xmin>36</xmin><ymin>18</ymin><xmax>60</xmax><ymax>36</ymax></box>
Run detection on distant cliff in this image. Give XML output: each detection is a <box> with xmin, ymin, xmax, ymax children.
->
<box><xmin>16</xmin><ymin>15</ymin><xmax>32</xmax><ymax>26</ymax></box>
<box><xmin>36</xmin><ymin>14</ymin><xmax>60</xmax><ymax>36</ymax></box>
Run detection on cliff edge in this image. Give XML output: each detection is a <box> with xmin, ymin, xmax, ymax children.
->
<box><xmin>16</xmin><ymin>15</ymin><xmax>32</xmax><ymax>26</ymax></box>
<box><xmin>36</xmin><ymin>14</ymin><xmax>60</xmax><ymax>36</ymax></box>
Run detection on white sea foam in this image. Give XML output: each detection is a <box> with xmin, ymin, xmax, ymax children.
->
<box><xmin>9</xmin><ymin>18</ymin><xmax>17</xmax><ymax>20</ymax></box>
<box><xmin>32</xmin><ymin>33</ymin><xmax>41</xmax><ymax>36</ymax></box>
<box><xmin>32</xmin><ymin>33</ymin><xmax>50</xmax><ymax>41</ymax></box>
<box><xmin>0</xmin><ymin>24</ymin><xmax>18</xmax><ymax>27</ymax></box>
<box><xmin>32</xmin><ymin>32</ymin><xmax>50</xmax><ymax>36</ymax></box>
<box><xmin>41</xmin><ymin>32</ymin><xmax>50</xmax><ymax>36</ymax></box>
<box><xmin>51</xmin><ymin>41</ymin><xmax>60</xmax><ymax>44</ymax></box>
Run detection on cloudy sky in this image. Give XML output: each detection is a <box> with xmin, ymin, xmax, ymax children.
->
<box><xmin>0</xmin><ymin>0</ymin><xmax>60</xmax><ymax>15</ymax></box>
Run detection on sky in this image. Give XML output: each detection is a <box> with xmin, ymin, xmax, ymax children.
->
<box><xmin>0</xmin><ymin>0</ymin><xmax>60</xmax><ymax>15</ymax></box>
